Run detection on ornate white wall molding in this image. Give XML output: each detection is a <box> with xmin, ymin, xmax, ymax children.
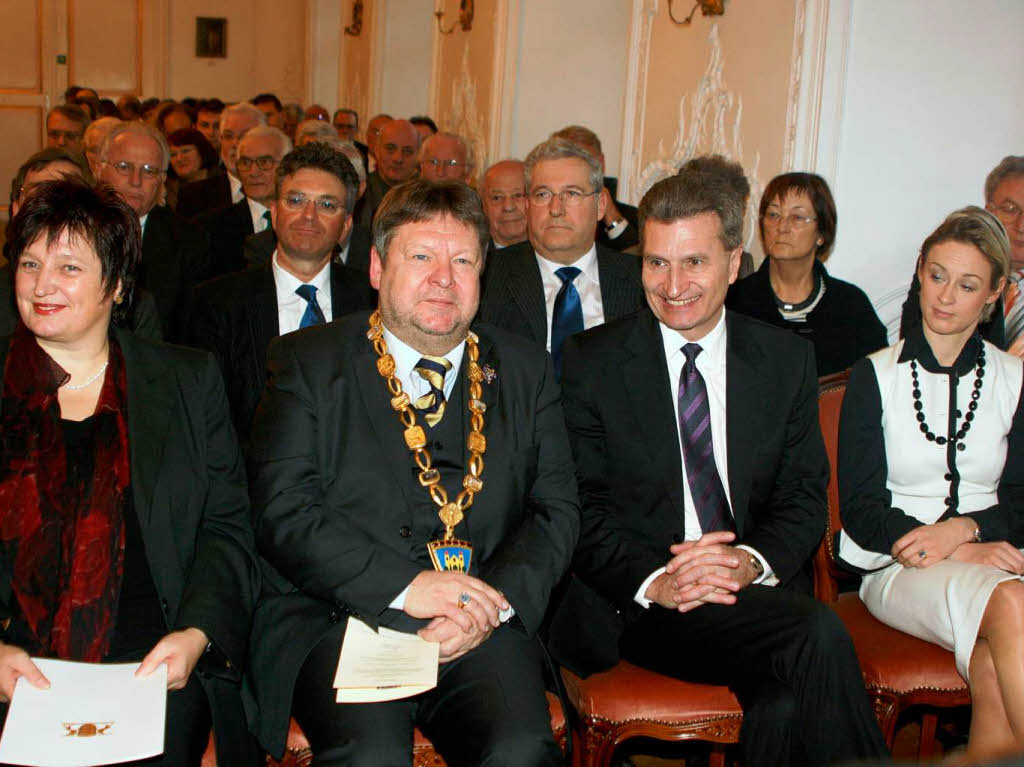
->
<box><xmin>631</xmin><ymin>23</ymin><xmax>762</xmax><ymax>252</ymax></box>
<box><xmin>617</xmin><ymin>0</ymin><xmax>657</xmax><ymax>205</ymax></box>
<box><xmin>448</xmin><ymin>44</ymin><xmax>487</xmax><ymax>181</ymax></box>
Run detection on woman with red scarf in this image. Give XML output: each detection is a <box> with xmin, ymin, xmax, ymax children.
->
<box><xmin>0</xmin><ymin>179</ymin><xmax>259</xmax><ymax>766</ymax></box>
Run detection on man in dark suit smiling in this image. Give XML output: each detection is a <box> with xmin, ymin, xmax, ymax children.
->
<box><xmin>550</xmin><ymin>170</ymin><xmax>887</xmax><ymax>764</ymax></box>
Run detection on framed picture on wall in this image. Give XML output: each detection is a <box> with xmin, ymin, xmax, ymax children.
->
<box><xmin>196</xmin><ymin>17</ymin><xmax>227</xmax><ymax>58</ymax></box>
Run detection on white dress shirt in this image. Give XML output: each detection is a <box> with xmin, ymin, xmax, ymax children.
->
<box><xmin>272</xmin><ymin>251</ymin><xmax>333</xmax><ymax>335</ymax></box>
<box><xmin>535</xmin><ymin>246</ymin><xmax>605</xmax><ymax>352</ymax></box>
<box><xmin>228</xmin><ymin>173</ymin><xmax>244</xmax><ymax>204</ymax></box>
<box><xmin>634</xmin><ymin>309</ymin><xmax>776</xmax><ymax>607</ymax></box>
<box><xmin>247</xmin><ymin>198</ymin><xmax>271</xmax><ymax>233</ymax></box>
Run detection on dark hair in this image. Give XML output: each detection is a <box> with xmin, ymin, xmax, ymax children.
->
<box><xmin>197</xmin><ymin>98</ymin><xmax>226</xmax><ymax>115</ymax></box>
<box><xmin>181</xmin><ymin>97</ymin><xmax>198</xmax><ymax>109</ymax></box>
<box><xmin>63</xmin><ymin>85</ymin><xmax>86</xmax><ymax>102</ymax></box>
<box><xmin>372</xmin><ymin>180</ymin><xmax>488</xmax><ymax>264</ymax></box>
<box><xmin>96</xmin><ymin>99</ymin><xmax>120</xmax><ymax>118</ymax></box>
<box><xmin>334</xmin><ymin>108</ymin><xmax>358</xmax><ymax>125</ymax></box>
<box><xmin>275</xmin><ymin>142</ymin><xmax>361</xmax><ymax>215</ymax></box>
<box><xmin>156</xmin><ymin>103</ymin><xmax>195</xmax><ymax>135</ymax></box>
<box><xmin>639</xmin><ymin>169</ymin><xmax>745</xmax><ymax>251</ymax></box>
<box><xmin>759</xmin><ymin>172</ymin><xmax>837</xmax><ymax>261</ymax></box>
<box><xmin>10</xmin><ymin>148</ymin><xmax>92</xmax><ymax>207</ymax></box>
<box><xmin>5</xmin><ymin>178</ymin><xmax>141</xmax><ymax>325</ymax></box>
<box><xmin>167</xmin><ymin>128</ymin><xmax>219</xmax><ymax>170</ymax></box>
<box><xmin>251</xmin><ymin>93</ymin><xmax>283</xmax><ymax>112</ymax></box>
<box><xmin>49</xmin><ymin>104</ymin><xmax>90</xmax><ymax>129</ymax></box>
<box><xmin>409</xmin><ymin>115</ymin><xmax>438</xmax><ymax>134</ymax></box>
<box><xmin>118</xmin><ymin>95</ymin><xmax>142</xmax><ymax>120</ymax></box>
<box><xmin>678</xmin><ymin>155</ymin><xmax>750</xmax><ymax>204</ymax></box>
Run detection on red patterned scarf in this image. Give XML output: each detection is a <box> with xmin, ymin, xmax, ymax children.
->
<box><xmin>0</xmin><ymin>324</ymin><xmax>130</xmax><ymax>661</ymax></box>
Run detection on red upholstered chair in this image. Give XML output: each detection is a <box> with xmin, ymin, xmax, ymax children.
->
<box><xmin>560</xmin><ymin>661</ymin><xmax>742</xmax><ymax>767</ymax></box>
<box><xmin>815</xmin><ymin>371</ymin><xmax>970</xmax><ymax>757</ymax></box>
<box><xmin>264</xmin><ymin>694</ymin><xmax>566</xmax><ymax>767</ymax></box>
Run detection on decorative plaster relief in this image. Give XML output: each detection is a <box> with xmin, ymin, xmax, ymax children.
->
<box><xmin>781</xmin><ymin>0</ymin><xmax>807</xmax><ymax>171</ymax></box>
<box><xmin>633</xmin><ymin>23</ymin><xmax>762</xmax><ymax>252</ymax></box>
<box><xmin>448</xmin><ymin>44</ymin><xmax>487</xmax><ymax>180</ymax></box>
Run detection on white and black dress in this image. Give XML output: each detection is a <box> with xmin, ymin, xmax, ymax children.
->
<box><xmin>837</xmin><ymin>326</ymin><xmax>1024</xmax><ymax>678</ymax></box>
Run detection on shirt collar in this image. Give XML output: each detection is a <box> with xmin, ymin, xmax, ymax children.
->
<box><xmin>898</xmin><ymin>321</ymin><xmax>982</xmax><ymax>376</ymax></box>
<box><xmin>381</xmin><ymin>324</ymin><xmax>466</xmax><ymax>394</ymax></box>
<box><xmin>272</xmin><ymin>250</ymin><xmax>332</xmax><ymax>304</ymax></box>
<box><xmin>534</xmin><ymin>244</ymin><xmax>599</xmax><ymax>285</ymax></box>
<box><xmin>658</xmin><ymin>307</ymin><xmax>727</xmax><ymax>363</ymax></box>
<box><xmin>138</xmin><ymin>214</ymin><xmax>148</xmax><ymax>234</ymax></box>
<box><xmin>247</xmin><ymin>197</ymin><xmax>270</xmax><ymax>225</ymax></box>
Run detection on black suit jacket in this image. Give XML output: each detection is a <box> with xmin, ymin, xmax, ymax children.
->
<box><xmin>196</xmin><ymin>199</ymin><xmax>256</xmax><ymax>279</ymax></box>
<box><xmin>548</xmin><ymin>309</ymin><xmax>828</xmax><ymax>675</ymax></box>
<box><xmin>243</xmin><ymin>312</ymin><xmax>580</xmax><ymax>755</ymax></box>
<box><xmin>0</xmin><ymin>329</ymin><xmax>260</xmax><ymax>764</ymax></box>
<box><xmin>354</xmin><ymin>170</ymin><xmax>391</xmax><ymax>230</ymax></box>
<box><xmin>596</xmin><ymin>199</ymin><xmax>639</xmax><ymax>251</ymax></box>
<box><xmin>186</xmin><ymin>262</ymin><xmax>376</xmax><ymax>443</ymax></box>
<box><xmin>478</xmin><ymin>241</ymin><xmax>644</xmax><ymax>348</ymax></box>
<box><xmin>177</xmin><ymin>171</ymin><xmax>232</xmax><ymax>220</ymax></box>
<box><xmin>141</xmin><ymin>206</ymin><xmax>211</xmax><ymax>341</ymax></box>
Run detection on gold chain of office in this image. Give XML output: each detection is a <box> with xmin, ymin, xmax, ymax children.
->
<box><xmin>367</xmin><ymin>309</ymin><xmax>487</xmax><ymax>540</ymax></box>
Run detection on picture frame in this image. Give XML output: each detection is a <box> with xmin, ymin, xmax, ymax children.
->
<box><xmin>196</xmin><ymin>17</ymin><xmax>227</xmax><ymax>58</ymax></box>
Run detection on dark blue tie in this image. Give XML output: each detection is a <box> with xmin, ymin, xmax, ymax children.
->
<box><xmin>551</xmin><ymin>266</ymin><xmax>583</xmax><ymax>373</ymax></box>
<box><xmin>262</xmin><ymin>210</ymin><xmax>272</xmax><ymax>231</ymax></box>
<box><xmin>295</xmin><ymin>284</ymin><xmax>326</xmax><ymax>328</ymax></box>
<box><xmin>677</xmin><ymin>344</ymin><xmax>733</xmax><ymax>534</ymax></box>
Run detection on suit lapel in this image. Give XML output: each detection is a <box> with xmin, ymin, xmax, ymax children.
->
<box><xmin>724</xmin><ymin>312</ymin><xmax>764</xmax><ymax>536</ymax></box>
<box><xmin>246</xmin><ymin>266</ymin><xmax>280</xmax><ymax>364</ymax></box>
<box><xmin>505</xmin><ymin>247</ymin><xmax>547</xmax><ymax>345</ymax></box>
<box><xmin>623</xmin><ymin>311</ymin><xmax>686</xmax><ymax>514</ymax></box>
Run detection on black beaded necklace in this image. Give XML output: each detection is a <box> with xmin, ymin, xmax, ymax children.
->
<box><xmin>910</xmin><ymin>345</ymin><xmax>985</xmax><ymax>452</ymax></box>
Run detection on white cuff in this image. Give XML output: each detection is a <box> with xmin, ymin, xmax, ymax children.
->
<box><xmin>389</xmin><ymin>585</ymin><xmax>410</xmax><ymax>610</ymax></box>
<box><xmin>634</xmin><ymin>567</ymin><xmax>666</xmax><ymax>608</ymax></box>
<box><xmin>605</xmin><ymin>219</ymin><xmax>628</xmax><ymax>239</ymax></box>
<box><xmin>735</xmin><ymin>545</ymin><xmax>778</xmax><ymax>586</ymax></box>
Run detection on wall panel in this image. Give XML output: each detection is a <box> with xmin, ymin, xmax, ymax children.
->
<box><xmin>0</xmin><ymin>2</ymin><xmax>43</xmax><ymax>92</ymax></box>
<box><xmin>69</xmin><ymin>0</ymin><xmax>140</xmax><ymax>94</ymax></box>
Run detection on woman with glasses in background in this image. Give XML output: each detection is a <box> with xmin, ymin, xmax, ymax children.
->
<box><xmin>726</xmin><ymin>172</ymin><xmax>887</xmax><ymax>376</ymax></box>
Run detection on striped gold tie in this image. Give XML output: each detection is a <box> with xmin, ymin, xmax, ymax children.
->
<box><xmin>413</xmin><ymin>356</ymin><xmax>453</xmax><ymax>427</ymax></box>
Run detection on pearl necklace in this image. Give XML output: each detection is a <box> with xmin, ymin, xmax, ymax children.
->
<box><xmin>62</xmin><ymin>360</ymin><xmax>109</xmax><ymax>391</ymax></box>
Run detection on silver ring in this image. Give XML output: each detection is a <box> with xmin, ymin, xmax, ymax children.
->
<box><xmin>457</xmin><ymin>592</ymin><xmax>471</xmax><ymax>609</ymax></box>
<box><xmin>918</xmin><ymin>550</ymin><xmax>927</xmax><ymax>560</ymax></box>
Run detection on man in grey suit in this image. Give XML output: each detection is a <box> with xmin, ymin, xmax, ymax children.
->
<box><xmin>478</xmin><ymin>138</ymin><xmax>643</xmax><ymax>370</ymax></box>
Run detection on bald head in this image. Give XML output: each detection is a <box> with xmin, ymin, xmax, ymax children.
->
<box><xmin>480</xmin><ymin>160</ymin><xmax>527</xmax><ymax>247</ymax></box>
<box><xmin>420</xmin><ymin>132</ymin><xmax>471</xmax><ymax>183</ymax></box>
<box><xmin>377</xmin><ymin>119</ymin><xmax>420</xmax><ymax>186</ymax></box>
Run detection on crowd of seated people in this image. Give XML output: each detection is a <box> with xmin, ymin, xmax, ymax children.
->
<box><xmin>2</xmin><ymin>82</ymin><xmax>1024</xmax><ymax>766</ymax></box>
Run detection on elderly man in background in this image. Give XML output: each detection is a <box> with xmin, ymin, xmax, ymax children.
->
<box><xmin>363</xmin><ymin>112</ymin><xmax>393</xmax><ymax>173</ymax></box>
<box><xmin>82</xmin><ymin>117</ymin><xmax>122</xmax><ymax>176</ymax></box>
<box><xmin>45</xmin><ymin>105</ymin><xmax>90</xmax><ymax>156</ymax></box>
<box><xmin>356</xmin><ymin>118</ymin><xmax>420</xmax><ymax>229</ymax></box>
<box><xmin>97</xmin><ymin>121</ymin><xmax>210</xmax><ymax>340</ymax></box>
<box><xmin>419</xmin><ymin>132</ymin><xmax>472</xmax><ymax>184</ymax></box>
<box><xmin>479</xmin><ymin>159</ymin><xmax>528</xmax><ymax>253</ymax></box>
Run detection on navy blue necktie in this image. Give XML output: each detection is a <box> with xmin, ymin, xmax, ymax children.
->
<box><xmin>551</xmin><ymin>266</ymin><xmax>583</xmax><ymax>372</ymax></box>
<box><xmin>295</xmin><ymin>284</ymin><xmax>326</xmax><ymax>328</ymax></box>
<box><xmin>262</xmin><ymin>210</ymin><xmax>272</xmax><ymax>231</ymax></box>
<box><xmin>678</xmin><ymin>343</ymin><xmax>733</xmax><ymax>533</ymax></box>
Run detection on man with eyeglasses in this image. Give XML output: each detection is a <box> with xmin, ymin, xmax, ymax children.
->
<box><xmin>196</xmin><ymin>126</ymin><xmax>291</xmax><ymax>278</ymax></box>
<box><xmin>419</xmin><ymin>132</ymin><xmax>472</xmax><ymax>184</ymax></box>
<box><xmin>177</xmin><ymin>102</ymin><xmax>267</xmax><ymax>219</ymax></box>
<box><xmin>97</xmin><ymin>121</ymin><xmax>211</xmax><ymax>341</ymax></box>
<box><xmin>355</xmin><ymin>119</ymin><xmax>420</xmax><ymax>230</ymax></box>
<box><xmin>45</xmin><ymin>105</ymin><xmax>90</xmax><ymax>157</ymax></box>
<box><xmin>478</xmin><ymin>138</ymin><xmax>643</xmax><ymax>372</ymax></box>
<box><xmin>334</xmin><ymin>108</ymin><xmax>369</xmax><ymax>172</ymax></box>
<box><xmin>479</xmin><ymin>160</ymin><xmax>528</xmax><ymax>254</ymax></box>
<box><xmin>187</xmin><ymin>143</ymin><xmax>375</xmax><ymax>442</ymax></box>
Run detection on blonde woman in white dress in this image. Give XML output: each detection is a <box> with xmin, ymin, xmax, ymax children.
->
<box><xmin>838</xmin><ymin>206</ymin><xmax>1024</xmax><ymax>764</ymax></box>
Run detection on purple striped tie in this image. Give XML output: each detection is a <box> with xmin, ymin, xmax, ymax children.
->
<box><xmin>678</xmin><ymin>343</ymin><xmax>733</xmax><ymax>534</ymax></box>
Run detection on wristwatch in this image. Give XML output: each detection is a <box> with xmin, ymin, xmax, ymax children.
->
<box><xmin>744</xmin><ymin>551</ymin><xmax>764</xmax><ymax>578</ymax></box>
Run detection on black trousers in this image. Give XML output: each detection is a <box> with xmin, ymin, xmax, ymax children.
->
<box><xmin>293</xmin><ymin>625</ymin><xmax>561</xmax><ymax>767</ymax></box>
<box><xmin>619</xmin><ymin>585</ymin><xmax>888</xmax><ymax>767</ymax></box>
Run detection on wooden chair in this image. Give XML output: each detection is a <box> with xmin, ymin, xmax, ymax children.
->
<box><xmin>560</xmin><ymin>662</ymin><xmax>742</xmax><ymax>767</ymax></box>
<box><xmin>815</xmin><ymin>371</ymin><xmax>970</xmax><ymax>758</ymax></box>
<box><xmin>265</xmin><ymin>693</ymin><xmax>566</xmax><ymax>767</ymax></box>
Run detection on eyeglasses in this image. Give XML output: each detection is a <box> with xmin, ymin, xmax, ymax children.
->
<box><xmin>991</xmin><ymin>200</ymin><xmax>1023</xmax><ymax>222</ymax></box>
<box><xmin>425</xmin><ymin>158</ymin><xmax>466</xmax><ymax>170</ymax></box>
<box><xmin>236</xmin><ymin>156</ymin><xmax>278</xmax><ymax>171</ymax></box>
<box><xmin>529</xmin><ymin>188</ymin><xmax>599</xmax><ymax>207</ymax></box>
<box><xmin>761</xmin><ymin>211</ymin><xmax>817</xmax><ymax>229</ymax></box>
<box><xmin>107</xmin><ymin>160</ymin><xmax>164</xmax><ymax>180</ymax></box>
<box><xmin>280</xmin><ymin>192</ymin><xmax>345</xmax><ymax>216</ymax></box>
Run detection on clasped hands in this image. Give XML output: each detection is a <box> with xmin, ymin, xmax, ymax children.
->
<box><xmin>404</xmin><ymin>570</ymin><xmax>509</xmax><ymax>663</ymax></box>
<box><xmin>0</xmin><ymin>627</ymin><xmax>209</xmax><ymax>703</ymax></box>
<box><xmin>892</xmin><ymin>517</ymin><xmax>1024</xmax><ymax>574</ymax></box>
<box><xmin>644</xmin><ymin>531</ymin><xmax>760</xmax><ymax>613</ymax></box>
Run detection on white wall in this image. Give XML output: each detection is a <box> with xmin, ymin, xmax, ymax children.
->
<box><xmin>505</xmin><ymin>0</ymin><xmax>631</xmax><ymax>174</ymax></box>
<box><xmin>824</xmin><ymin>0</ymin><xmax>1024</xmax><ymax>334</ymax></box>
<box><xmin>375</xmin><ymin>0</ymin><xmax>434</xmax><ymax>118</ymax></box>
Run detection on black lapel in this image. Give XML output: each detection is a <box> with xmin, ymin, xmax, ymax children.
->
<box><xmin>246</xmin><ymin>266</ymin><xmax>280</xmax><ymax>358</ymax></box>
<box><xmin>596</xmin><ymin>245</ymin><xmax>640</xmax><ymax>321</ymax></box>
<box><xmin>724</xmin><ymin>312</ymin><xmax>764</xmax><ymax>535</ymax></box>
<box><xmin>119</xmin><ymin>329</ymin><xmax>176</xmax><ymax>526</ymax></box>
<box><xmin>234</xmin><ymin>199</ymin><xmax>255</xmax><ymax>236</ymax></box>
<box><xmin>504</xmin><ymin>246</ymin><xmax>547</xmax><ymax>345</ymax></box>
<box><xmin>622</xmin><ymin>311</ymin><xmax>686</xmax><ymax>514</ymax></box>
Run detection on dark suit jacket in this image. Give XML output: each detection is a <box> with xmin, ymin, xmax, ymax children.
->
<box><xmin>186</xmin><ymin>262</ymin><xmax>376</xmax><ymax>443</ymax></box>
<box><xmin>548</xmin><ymin>309</ymin><xmax>828</xmax><ymax>675</ymax></box>
<box><xmin>243</xmin><ymin>225</ymin><xmax>372</xmax><ymax>273</ymax></box>
<box><xmin>141</xmin><ymin>206</ymin><xmax>211</xmax><ymax>341</ymax></box>
<box><xmin>0</xmin><ymin>329</ymin><xmax>260</xmax><ymax>764</ymax></box>
<box><xmin>596</xmin><ymin>199</ymin><xmax>639</xmax><ymax>251</ymax></box>
<box><xmin>243</xmin><ymin>312</ymin><xmax>580</xmax><ymax>756</ymax></box>
<box><xmin>478</xmin><ymin>240</ymin><xmax>644</xmax><ymax>348</ymax></box>
<box><xmin>176</xmin><ymin>171</ymin><xmax>232</xmax><ymax>220</ymax></box>
<box><xmin>354</xmin><ymin>170</ymin><xmax>391</xmax><ymax>230</ymax></box>
<box><xmin>196</xmin><ymin>199</ymin><xmax>256</xmax><ymax>279</ymax></box>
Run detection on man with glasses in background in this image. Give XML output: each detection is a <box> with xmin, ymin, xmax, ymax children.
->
<box><xmin>97</xmin><ymin>121</ymin><xmax>210</xmax><ymax>341</ymax></box>
<box><xmin>419</xmin><ymin>132</ymin><xmax>472</xmax><ymax>184</ymax></box>
<box><xmin>45</xmin><ymin>105</ymin><xmax>90</xmax><ymax>157</ymax></box>
<box><xmin>187</xmin><ymin>143</ymin><xmax>375</xmax><ymax>443</ymax></box>
<box><xmin>197</xmin><ymin>125</ymin><xmax>291</xmax><ymax>278</ymax></box>
<box><xmin>478</xmin><ymin>138</ymin><xmax>643</xmax><ymax>372</ymax></box>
